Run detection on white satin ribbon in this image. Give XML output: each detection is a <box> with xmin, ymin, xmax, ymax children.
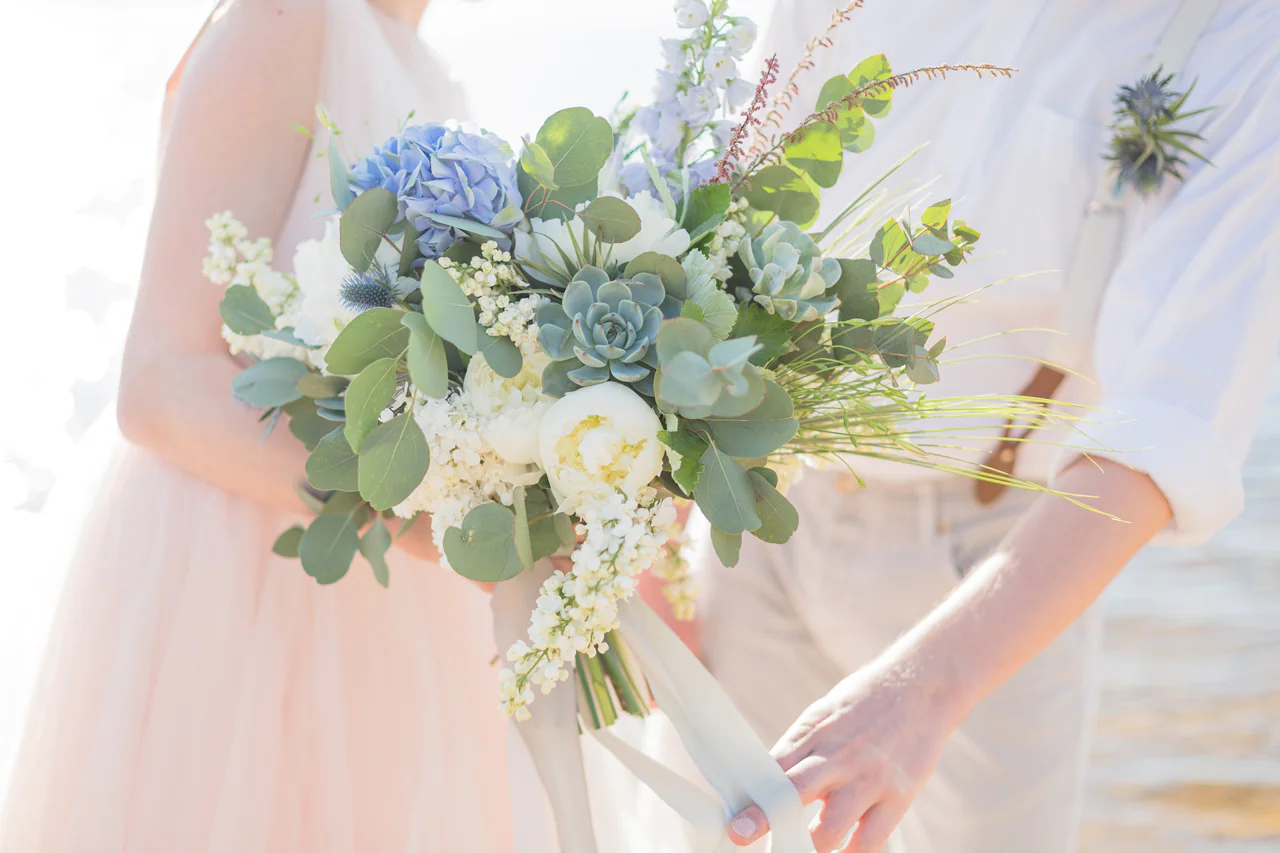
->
<box><xmin>492</xmin><ymin>560</ymin><xmax>810</xmax><ymax>853</ymax></box>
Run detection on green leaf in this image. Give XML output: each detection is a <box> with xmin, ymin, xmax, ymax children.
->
<box><xmin>750</xmin><ymin>466</ymin><xmax>779</xmax><ymax>488</ymax></box>
<box><xmin>343</xmin><ymin>357</ymin><xmax>399</xmax><ymax>452</ymax></box>
<box><xmin>656</xmin><ymin>317</ymin><xmax>716</xmax><ymax>363</ymax></box>
<box><xmin>284</xmin><ymin>398</ymin><xmax>337</xmax><ymax>450</ymax></box>
<box><xmin>398</xmin><ymin>220</ymin><xmax>422</xmax><ymax>278</ymax></box>
<box><xmin>783</xmin><ymin>120</ymin><xmax>844</xmax><ymax>189</ymax></box>
<box><xmin>694</xmin><ymin>444</ymin><xmax>761</xmax><ymax>535</ymax></box>
<box><xmin>540</xmin><ymin>358</ymin><xmax>577</xmax><ymax>398</ymax></box>
<box><xmin>625</xmin><ymin>252</ymin><xmax>688</xmax><ymax>299</ymax></box>
<box><xmin>340</xmin><ymin>187</ymin><xmax>398</xmax><ymax>272</ymax></box>
<box><xmin>815</xmin><ymin>75</ymin><xmax>872</xmax><ymax>151</ymax></box>
<box><xmin>300</xmin><ymin>494</ymin><xmax>368</xmax><ymax>584</ymax></box>
<box><xmin>922</xmin><ymin>199</ymin><xmax>951</xmax><ymax>234</ymax></box>
<box><xmin>520</xmin><ymin>138</ymin><xmax>559</xmax><ymax>189</ymax></box>
<box><xmin>848</xmin><ymin>54</ymin><xmax>893</xmax><ymax>119</ymax></box>
<box><xmin>401</xmin><ymin>313</ymin><xmax>449</xmax><ymax>398</ymax></box>
<box><xmin>659</xmin><ymin>425</ymin><xmax>709</xmax><ymax>495</ymax></box>
<box><xmin>685</xmin><ymin>263</ymin><xmax>738</xmax><ymax>340</ymax></box>
<box><xmin>359</xmin><ymin>516</ymin><xmax>392</xmax><ymax>588</ymax></box>
<box><xmin>480</xmin><ymin>333</ymin><xmax>523</xmax><ymax>379</ymax></box>
<box><xmin>581</xmin><ymin>197</ymin><xmax>641</xmax><ymax>244</ymax></box>
<box><xmin>748</xmin><ymin>470</ymin><xmax>799</xmax><ymax>544</ymax></box>
<box><xmin>306</xmin><ymin>429</ymin><xmax>360</xmax><ymax>492</ymax></box>
<box><xmin>535</xmin><ymin>107</ymin><xmax>614</xmax><ymax>188</ymax></box>
<box><xmin>869</xmin><ymin>219</ymin><xmax>909</xmax><ymax>269</ymax></box>
<box><xmin>517</xmin><ymin>165</ymin><xmax>597</xmax><ymax>222</ymax></box>
<box><xmin>443</xmin><ymin>503</ymin><xmax>525</xmax><ymax>583</ymax></box>
<box><xmin>680</xmin><ymin>301</ymin><xmax>706</xmax><ymax>323</ymax></box>
<box><xmin>219</xmin><ymin>285</ymin><xmax>275</xmax><ymax>335</ymax></box>
<box><xmin>512</xmin><ymin>486</ymin><xmax>534</xmax><ymax>571</ymax></box>
<box><xmin>834</xmin><ymin>258</ymin><xmax>881</xmax><ymax>322</ymax></box>
<box><xmin>730</xmin><ymin>304</ymin><xmax>793</xmax><ymax>365</ymax></box>
<box><xmin>658</xmin><ymin>352</ymin><xmax>720</xmax><ymax>407</ymax></box>
<box><xmin>742</xmin><ymin>164</ymin><xmax>820</xmax><ymax>229</ymax></box>
<box><xmin>418</xmin><ymin>212</ymin><xmax>506</xmax><ymax>242</ymax></box>
<box><xmin>357</xmin><ymin>413</ymin><xmax>429</xmax><ymax>511</ymax></box>
<box><xmin>682</xmin><ymin>182</ymin><xmax>731</xmax><ymax>241</ymax></box>
<box><xmin>911</xmin><ymin>232</ymin><xmax>955</xmax><ymax>256</ymax></box>
<box><xmin>329</xmin><ymin>137</ymin><xmax>354</xmax><ymax>212</ymax></box>
<box><xmin>703</xmin><ymin>380</ymin><xmax>798</xmax><ymax>458</ymax></box>
<box><xmin>231</xmin><ymin>357</ymin><xmax>310</xmax><ymax>408</ymax></box>
<box><xmin>324</xmin><ymin>307</ymin><xmax>411</xmax><ymax>376</ymax></box>
<box><xmin>418</xmin><ymin>260</ymin><xmax>480</xmax><ymax>354</ymax></box>
<box><xmin>710</xmin><ymin>528</ymin><xmax>743</xmax><ymax>567</ymax></box>
<box><xmin>680</xmin><ymin>368</ymin><xmax>766</xmax><ymax>420</ymax></box>
<box><xmin>272</xmin><ymin>525</ymin><xmax>304</xmax><ymax>558</ymax></box>
<box><xmin>297</xmin><ymin>373</ymin><xmax>348</xmax><ymax>398</ymax></box>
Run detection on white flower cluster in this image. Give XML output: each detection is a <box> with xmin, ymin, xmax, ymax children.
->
<box><xmin>438</xmin><ymin>240</ymin><xmax>520</xmax><ymax>300</ymax></box>
<box><xmin>202</xmin><ymin>212</ymin><xmax>315</xmax><ymax>365</ymax></box>
<box><xmin>499</xmin><ymin>490</ymin><xmax>677</xmax><ymax>719</ymax></box>
<box><xmin>650</xmin><ymin>524</ymin><xmax>699</xmax><ymax>622</ymax></box>
<box><xmin>478</xmin><ymin>293</ymin><xmax>544</xmax><ymax>356</ymax></box>
<box><xmin>396</xmin><ymin>354</ymin><xmax>550</xmax><ymax>563</ymax></box>
<box><xmin>438</xmin><ymin>241</ymin><xmax>542</xmax><ymax>354</ymax></box>
<box><xmin>704</xmin><ymin>197</ymin><xmax>750</xmax><ymax>281</ymax></box>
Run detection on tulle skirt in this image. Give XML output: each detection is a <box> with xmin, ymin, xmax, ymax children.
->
<box><xmin>0</xmin><ymin>428</ymin><xmax>513</xmax><ymax>853</ymax></box>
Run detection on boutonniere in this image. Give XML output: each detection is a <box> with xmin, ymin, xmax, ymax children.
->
<box><xmin>1107</xmin><ymin>68</ymin><xmax>1213</xmax><ymax>197</ymax></box>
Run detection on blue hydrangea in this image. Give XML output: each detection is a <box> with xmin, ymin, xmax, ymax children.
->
<box><xmin>349</xmin><ymin>123</ymin><xmax>522</xmax><ymax>257</ymax></box>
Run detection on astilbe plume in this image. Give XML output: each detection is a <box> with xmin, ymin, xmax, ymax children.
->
<box><xmin>711</xmin><ymin>54</ymin><xmax>780</xmax><ymax>183</ymax></box>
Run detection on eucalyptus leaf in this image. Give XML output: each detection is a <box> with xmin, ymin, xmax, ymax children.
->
<box><xmin>340</xmin><ymin>187</ymin><xmax>398</xmax><ymax>272</ymax></box>
<box><xmin>329</xmin><ymin>137</ymin><xmax>354</xmax><ymax>212</ymax></box>
<box><xmin>418</xmin><ymin>260</ymin><xmax>480</xmax><ymax>354</ymax></box>
<box><xmin>419</xmin><ymin>212</ymin><xmax>507</xmax><ymax>242</ymax></box>
<box><xmin>398</xmin><ymin>219</ymin><xmax>422</xmax><ymax>278</ymax></box>
<box><xmin>306</xmin><ymin>429</ymin><xmax>360</xmax><ymax>492</ymax></box>
<box><xmin>219</xmin><ymin>285</ymin><xmax>275</xmax><ymax>336</ymax></box>
<box><xmin>359</xmin><ymin>516</ymin><xmax>392</xmax><ymax>587</ymax></box>
<box><xmin>710</xmin><ymin>528</ymin><xmax>742</xmax><ymax>567</ymax></box>
<box><xmin>848</xmin><ymin>54</ymin><xmax>894</xmax><ymax>119</ymax></box>
<box><xmin>297</xmin><ymin>373</ymin><xmax>348</xmax><ymax>399</ymax></box>
<box><xmin>910</xmin><ymin>232</ymin><xmax>956</xmax><ymax>256</ymax></box>
<box><xmin>535</xmin><ymin>107</ymin><xmax>614</xmax><ymax>188</ymax></box>
<box><xmin>401</xmin><ymin>313</ymin><xmax>448</xmax><ymax>398</ymax></box>
<box><xmin>323</xmin><ymin>307</ymin><xmax>411</xmax><ymax>376</ymax></box>
<box><xmin>480</xmin><ymin>333</ymin><xmax>523</xmax><ymax>378</ymax></box>
<box><xmin>512</xmin><ymin>486</ymin><xmax>534</xmax><ymax>572</ymax></box>
<box><xmin>834</xmin><ymin>258</ymin><xmax>881</xmax><ymax>323</ymax></box>
<box><xmin>750</xmin><ymin>466</ymin><xmax>779</xmax><ymax>488</ymax></box>
<box><xmin>300</xmin><ymin>500</ymin><xmax>366</xmax><ymax>585</ymax></box>
<box><xmin>272</xmin><ymin>525</ymin><xmax>305</xmax><ymax>558</ymax></box>
<box><xmin>693</xmin><ymin>444</ymin><xmax>761</xmax><ymax>535</ymax></box>
<box><xmin>517</xmin><ymin>164</ymin><xmax>597</xmax><ymax>222</ymax></box>
<box><xmin>703</xmin><ymin>380</ymin><xmax>798</xmax><ymax>458</ymax></box>
<box><xmin>658</xmin><ymin>352</ymin><xmax>720</xmax><ymax>407</ymax></box>
<box><xmin>343</xmin><ymin>357</ymin><xmax>399</xmax><ymax>452</ymax></box>
<box><xmin>231</xmin><ymin>358</ymin><xmax>310</xmax><ymax>408</ymax></box>
<box><xmin>284</xmin><ymin>397</ymin><xmax>337</xmax><ymax>451</ymax></box>
<box><xmin>357</xmin><ymin>413</ymin><xmax>429</xmax><ymax>511</ymax></box>
<box><xmin>783</xmin><ymin>120</ymin><xmax>844</xmax><ymax>189</ymax></box>
<box><xmin>520</xmin><ymin>138</ymin><xmax>559</xmax><ymax>189</ymax></box>
<box><xmin>656</xmin><ymin>317</ymin><xmax>716</xmax><ymax>363</ymax></box>
<box><xmin>922</xmin><ymin>199</ymin><xmax>951</xmax><ymax>234</ymax></box>
<box><xmin>581</xmin><ymin>197</ymin><xmax>641</xmax><ymax>244</ymax></box>
<box><xmin>443</xmin><ymin>503</ymin><xmax>525</xmax><ymax>583</ymax></box>
<box><xmin>742</xmin><ymin>164</ymin><xmax>820</xmax><ymax>229</ymax></box>
<box><xmin>625</xmin><ymin>252</ymin><xmax>688</xmax><ymax>299</ymax></box>
<box><xmin>748</xmin><ymin>470</ymin><xmax>799</xmax><ymax>544</ymax></box>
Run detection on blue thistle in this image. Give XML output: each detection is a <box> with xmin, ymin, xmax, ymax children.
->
<box><xmin>339</xmin><ymin>271</ymin><xmax>396</xmax><ymax>313</ymax></box>
<box><xmin>1108</xmin><ymin>69</ymin><xmax>1213</xmax><ymax>197</ymax></box>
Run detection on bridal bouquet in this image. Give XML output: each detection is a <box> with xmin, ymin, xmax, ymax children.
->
<box><xmin>206</xmin><ymin>1</ymin><xmax>1027</xmax><ymax>844</ymax></box>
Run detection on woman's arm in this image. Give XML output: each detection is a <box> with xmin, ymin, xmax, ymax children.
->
<box><xmin>119</xmin><ymin>0</ymin><xmax>324</xmax><ymax>515</ymax></box>
<box><xmin>727</xmin><ymin>459</ymin><xmax>1169</xmax><ymax>851</ymax></box>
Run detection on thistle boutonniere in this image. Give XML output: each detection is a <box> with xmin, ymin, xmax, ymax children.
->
<box><xmin>1107</xmin><ymin>68</ymin><xmax>1213</xmax><ymax>197</ymax></box>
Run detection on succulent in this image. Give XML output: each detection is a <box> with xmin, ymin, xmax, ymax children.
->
<box><xmin>738</xmin><ymin>221</ymin><xmax>841</xmax><ymax>322</ymax></box>
<box><xmin>537</xmin><ymin>266</ymin><xmax>666</xmax><ymax>390</ymax></box>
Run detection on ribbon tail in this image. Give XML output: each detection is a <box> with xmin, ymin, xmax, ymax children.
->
<box><xmin>492</xmin><ymin>561</ymin><xmax>600</xmax><ymax>853</ymax></box>
<box><xmin>617</xmin><ymin>598</ymin><xmax>811</xmax><ymax>853</ymax></box>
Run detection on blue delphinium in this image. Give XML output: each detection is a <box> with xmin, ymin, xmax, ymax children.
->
<box><xmin>349</xmin><ymin>123</ymin><xmax>522</xmax><ymax>257</ymax></box>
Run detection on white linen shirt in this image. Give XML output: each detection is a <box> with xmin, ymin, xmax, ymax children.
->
<box><xmin>764</xmin><ymin>0</ymin><xmax>1280</xmax><ymax>544</ymax></box>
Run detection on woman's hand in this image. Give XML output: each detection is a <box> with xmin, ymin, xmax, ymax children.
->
<box><xmin>728</xmin><ymin>659</ymin><xmax>959</xmax><ymax>852</ymax></box>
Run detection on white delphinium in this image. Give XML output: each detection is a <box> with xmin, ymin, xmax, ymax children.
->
<box><xmin>395</xmin><ymin>353</ymin><xmax>551</xmax><ymax>564</ymax></box>
<box><xmin>499</xmin><ymin>489</ymin><xmax>677</xmax><ymax>720</ymax></box>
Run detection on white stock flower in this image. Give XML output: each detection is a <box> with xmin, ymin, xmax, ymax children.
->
<box><xmin>538</xmin><ymin>383</ymin><xmax>664</xmax><ymax>510</ymax></box>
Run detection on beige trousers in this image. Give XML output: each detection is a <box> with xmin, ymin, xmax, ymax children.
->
<box><xmin>701</xmin><ymin>472</ymin><xmax>1102</xmax><ymax>853</ymax></box>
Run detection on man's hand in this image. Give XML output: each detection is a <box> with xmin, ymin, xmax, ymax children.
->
<box><xmin>728</xmin><ymin>660</ymin><xmax>959</xmax><ymax>852</ymax></box>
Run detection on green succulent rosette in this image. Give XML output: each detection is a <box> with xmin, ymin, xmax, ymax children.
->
<box><xmin>739</xmin><ymin>221</ymin><xmax>842</xmax><ymax>322</ymax></box>
<box><xmin>537</xmin><ymin>266</ymin><xmax>666</xmax><ymax>394</ymax></box>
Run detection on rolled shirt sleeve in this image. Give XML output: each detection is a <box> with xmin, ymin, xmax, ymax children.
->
<box><xmin>1053</xmin><ymin>47</ymin><xmax>1280</xmax><ymax>544</ymax></box>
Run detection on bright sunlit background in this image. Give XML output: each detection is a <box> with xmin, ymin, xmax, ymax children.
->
<box><xmin>1</xmin><ymin>2</ymin><xmax>1277</xmax><ymax>850</ymax></box>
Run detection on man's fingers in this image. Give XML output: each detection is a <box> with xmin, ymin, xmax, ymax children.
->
<box><xmin>727</xmin><ymin>804</ymin><xmax>769</xmax><ymax>846</ymax></box>
<box><xmin>771</xmin><ymin>707</ymin><xmax>827</xmax><ymax>770</ymax></box>
<box><xmin>809</xmin><ymin>788</ymin><xmax>877</xmax><ymax>853</ymax></box>
<box><xmin>787</xmin><ymin>754</ymin><xmax>844</xmax><ymax>804</ymax></box>
<box><xmin>840</xmin><ymin>801</ymin><xmax>905</xmax><ymax>853</ymax></box>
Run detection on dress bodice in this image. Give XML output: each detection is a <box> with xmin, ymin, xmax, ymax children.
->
<box><xmin>275</xmin><ymin>0</ymin><xmax>468</xmax><ymax>261</ymax></box>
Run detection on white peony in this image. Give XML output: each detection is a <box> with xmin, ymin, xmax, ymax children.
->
<box><xmin>463</xmin><ymin>350</ymin><xmax>553</xmax><ymax>466</ymax></box>
<box><xmin>283</xmin><ymin>218</ymin><xmax>399</xmax><ymax>353</ymax></box>
<box><xmin>538</xmin><ymin>382</ymin><xmax>665</xmax><ymax>509</ymax></box>
<box><xmin>514</xmin><ymin>192</ymin><xmax>691</xmax><ymax>284</ymax></box>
